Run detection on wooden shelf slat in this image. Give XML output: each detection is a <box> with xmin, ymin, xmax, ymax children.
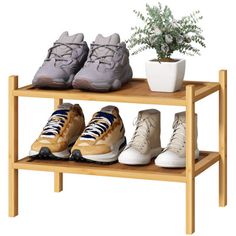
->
<box><xmin>13</xmin><ymin>79</ymin><xmax>220</xmax><ymax>106</ymax></box>
<box><xmin>195</xmin><ymin>152</ymin><xmax>220</xmax><ymax>176</ymax></box>
<box><xmin>194</xmin><ymin>83</ymin><xmax>220</xmax><ymax>101</ymax></box>
<box><xmin>14</xmin><ymin>151</ymin><xmax>219</xmax><ymax>182</ymax></box>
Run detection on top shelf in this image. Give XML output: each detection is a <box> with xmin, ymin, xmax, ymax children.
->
<box><xmin>13</xmin><ymin>78</ymin><xmax>220</xmax><ymax>106</ymax></box>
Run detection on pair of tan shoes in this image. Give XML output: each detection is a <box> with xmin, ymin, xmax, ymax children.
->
<box><xmin>29</xmin><ymin>103</ymin><xmax>126</xmax><ymax>163</ymax></box>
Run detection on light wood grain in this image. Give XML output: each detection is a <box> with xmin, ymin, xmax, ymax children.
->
<box><xmin>194</xmin><ymin>152</ymin><xmax>220</xmax><ymax>176</ymax></box>
<box><xmin>194</xmin><ymin>83</ymin><xmax>220</xmax><ymax>101</ymax></box>
<box><xmin>54</xmin><ymin>172</ymin><xmax>63</xmax><ymax>192</ymax></box>
<box><xmin>8</xmin><ymin>72</ymin><xmax>227</xmax><ymax>234</ymax></box>
<box><xmin>9</xmin><ymin>75</ymin><xmax>19</xmax><ymax>217</ymax></box>
<box><xmin>219</xmin><ymin>70</ymin><xmax>227</xmax><ymax>207</ymax></box>
<box><xmin>54</xmin><ymin>98</ymin><xmax>64</xmax><ymax>192</ymax></box>
<box><xmin>13</xmin><ymin>152</ymin><xmax>217</xmax><ymax>183</ymax></box>
<box><xmin>13</xmin><ymin>80</ymin><xmax>220</xmax><ymax>106</ymax></box>
<box><xmin>54</xmin><ymin>98</ymin><xmax>63</xmax><ymax>108</ymax></box>
<box><xmin>14</xmin><ymin>158</ymin><xmax>186</xmax><ymax>182</ymax></box>
<box><xmin>186</xmin><ymin>85</ymin><xmax>195</xmax><ymax>234</ymax></box>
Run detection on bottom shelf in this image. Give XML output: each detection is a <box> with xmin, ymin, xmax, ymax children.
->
<box><xmin>14</xmin><ymin>151</ymin><xmax>220</xmax><ymax>183</ymax></box>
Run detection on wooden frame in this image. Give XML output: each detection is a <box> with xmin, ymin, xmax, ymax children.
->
<box><xmin>54</xmin><ymin>98</ymin><xmax>63</xmax><ymax>192</ymax></box>
<box><xmin>8</xmin><ymin>70</ymin><xmax>227</xmax><ymax>234</ymax></box>
<box><xmin>186</xmin><ymin>85</ymin><xmax>196</xmax><ymax>234</ymax></box>
<box><xmin>9</xmin><ymin>75</ymin><xmax>19</xmax><ymax>217</ymax></box>
<box><xmin>219</xmin><ymin>70</ymin><xmax>227</xmax><ymax>207</ymax></box>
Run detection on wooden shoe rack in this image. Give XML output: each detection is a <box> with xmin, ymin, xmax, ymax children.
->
<box><xmin>8</xmin><ymin>70</ymin><xmax>227</xmax><ymax>234</ymax></box>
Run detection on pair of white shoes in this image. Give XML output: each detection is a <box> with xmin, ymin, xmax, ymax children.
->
<box><xmin>118</xmin><ymin>109</ymin><xmax>199</xmax><ymax>168</ymax></box>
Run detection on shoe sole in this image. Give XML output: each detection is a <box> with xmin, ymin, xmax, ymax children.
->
<box><xmin>119</xmin><ymin>147</ymin><xmax>163</xmax><ymax>165</ymax></box>
<box><xmin>29</xmin><ymin>140</ymin><xmax>76</xmax><ymax>160</ymax></box>
<box><xmin>73</xmin><ymin>79</ymin><xmax>112</xmax><ymax>92</ymax></box>
<box><xmin>73</xmin><ymin>66</ymin><xmax>133</xmax><ymax>92</ymax></box>
<box><xmin>33</xmin><ymin>74</ymin><xmax>75</xmax><ymax>89</ymax></box>
<box><xmin>29</xmin><ymin>147</ymin><xmax>70</xmax><ymax>161</ymax></box>
<box><xmin>70</xmin><ymin>137</ymin><xmax>127</xmax><ymax>164</ymax></box>
<box><xmin>155</xmin><ymin>149</ymin><xmax>200</xmax><ymax>168</ymax></box>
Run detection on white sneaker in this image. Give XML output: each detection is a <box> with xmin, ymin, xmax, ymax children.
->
<box><xmin>119</xmin><ymin>109</ymin><xmax>162</xmax><ymax>165</ymax></box>
<box><xmin>155</xmin><ymin>112</ymin><xmax>199</xmax><ymax>168</ymax></box>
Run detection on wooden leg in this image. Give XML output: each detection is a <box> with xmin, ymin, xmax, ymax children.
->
<box><xmin>54</xmin><ymin>98</ymin><xmax>63</xmax><ymax>192</ymax></box>
<box><xmin>54</xmin><ymin>98</ymin><xmax>63</xmax><ymax>109</ymax></box>
<box><xmin>9</xmin><ymin>76</ymin><xmax>19</xmax><ymax>217</ymax></box>
<box><xmin>186</xmin><ymin>85</ymin><xmax>196</xmax><ymax>234</ymax></box>
<box><xmin>54</xmin><ymin>172</ymin><xmax>63</xmax><ymax>192</ymax></box>
<box><xmin>219</xmin><ymin>70</ymin><xmax>227</xmax><ymax>207</ymax></box>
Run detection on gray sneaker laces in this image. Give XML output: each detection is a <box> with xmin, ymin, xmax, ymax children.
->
<box><xmin>126</xmin><ymin>117</ymin><xmax>157</xmax><ymax>152</ymax></box>
<box><xmin>164</xmin><ymin>120</ymin><xmax>186</xmax><ymax>153</ymax></box>
<box><xmin>87</xmin><ymin>43</ymin><xmax>120</xmax><ymax>65</ymax></box>
<box><xmin>46</xmin><ymin>42</ymin><xmax>84</xmax><ymax>63</ymax></box>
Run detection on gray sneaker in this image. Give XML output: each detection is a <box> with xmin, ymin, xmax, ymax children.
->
<box><xmin>72</xmin><ymin>33</ymin><xmax>133</xmax><ymax>92</ymax></box>
<box><xmin>33</xmin><ymin>31</ymin><xmax>89</xmax><ymax>89</ymax></box>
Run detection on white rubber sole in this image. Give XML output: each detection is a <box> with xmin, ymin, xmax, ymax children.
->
<box><xmin>29</xmin><ymin>149</ymin><xmax>71</xmax><ymax>158</ymax></box>
<box><xmin>119</xmin><ymin>147</ymin><xmax>163</xmax><ymax>165</ymax></box>
<box><xmin>29</xmin><ymin>136</ymin><xmax>79</xmax><ymax>159</ymax></box>
<box><xmin>155</xmin><ymin>149</ymin><xmax>200</xmax><ymax>168</ymax></box>
<box><xmin>81</xmin><ymin>137</ymin><xmax>126</xmax><ymax>163</ymax></box>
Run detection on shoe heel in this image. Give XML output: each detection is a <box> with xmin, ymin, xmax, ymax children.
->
<box><xmin>119</xmin><ymin>137</ymin><xmax>127</xmax><ymax>151</ymax></box>
<box><xmin>70</xmin><ymin>150</ymin><xmax>83</xmax><ymax>162</ymax></box>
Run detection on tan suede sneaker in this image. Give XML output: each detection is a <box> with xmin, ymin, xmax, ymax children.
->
<box><xmin>70</xmin><ymin>106</ymin><xmax>126</xmax><ymax>164</ymax></box>
<box><xmin>29</xmin><ymin>103</ymin><xmax>85</xmax><ymax>160</ymax></box>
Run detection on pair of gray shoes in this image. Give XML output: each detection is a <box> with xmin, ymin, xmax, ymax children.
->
<box><xmin>33</xmin><ymin>32</ymin><xmax>133</xmax><ymax>92</ymax></box>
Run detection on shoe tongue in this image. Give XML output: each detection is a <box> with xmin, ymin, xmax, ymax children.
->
<box><xmin>175</xmin><ymin>112</ymin><xmax>186</xmax><ymax>123</ymax></box>
<box><xmin>57</xmin><ymin>103</ymin><xmax>73</xmax><ymax>110</ymax></box>
<box><xmin>58</xmin><ymin>31</ymin><xmax>84</xmax><ymax>44</ymax></box>
<box><xmin>100</xmin><ymin>106</ymin><xmax>119</xmax><ymax>116</ymax></box>
<box><xmin>138</xmin><ymin>109</ymin><xmax>158</xmax><ymax>120</ymax></box>
<box><xmin>92</xmin><ymin>33</ymin><xmax>120</xmax><ymax>59</ymax></box>
<box><xmin>95</xmin><ymin>33</ymin><xmax>120</xmax><ymax>45</ymax></box>
<box><xmin>51</xmin><ymin>31</ymin><xmax>84</xmax><ymax>58</ymax></box>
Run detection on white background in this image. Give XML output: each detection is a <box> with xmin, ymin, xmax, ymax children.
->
<box><xmin>0</xmin><ymin>0</ymin><xmax>235</xmax><ymax>235</ymax></box>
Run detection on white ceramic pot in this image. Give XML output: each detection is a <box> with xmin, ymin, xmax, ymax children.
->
<box><xmin>145</xmin><ymin>59</ymin><xmax>186</xmax><ymax>92</ymax></box>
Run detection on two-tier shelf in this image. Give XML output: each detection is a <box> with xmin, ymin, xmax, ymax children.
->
<box><xmin>8</xmin><ymin>70</ymin><xmax>227</xmax><ymax>234</ymax></box>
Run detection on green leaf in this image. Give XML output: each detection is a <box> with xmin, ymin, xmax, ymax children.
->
<box><xmin>126</xmin><ymin>2</ymin><xmax>206</xmax><ymax>59</ymax></box>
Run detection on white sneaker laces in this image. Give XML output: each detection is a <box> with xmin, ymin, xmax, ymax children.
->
<box><xmin>81</xmin><ymin>117</ymin><xmax>111</xmax><ymax>140</ymax></box>
<box><xmin>41</xmin><ymin>110</ymin><xmax>69</xmax><ymax>138</ymax></box>
<box><xmin>126</xmin><ymin>117</ymin><xmax>156</xmax><ymax>152</ymax></box>
<box><xmin>80</xmin><ymin>111</ymin><xmax>115</xmax><ymax>140</ymax></box>
<box><xmin>165</xmin><ymin>120</ymin><xmax>186</xmax><ymax>154</ymax></box>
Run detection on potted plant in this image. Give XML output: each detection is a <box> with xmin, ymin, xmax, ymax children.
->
<box><xmin>127</xmin><ymin>2</ymin><xmax>206</xmax><ymax>92</ymax></box>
